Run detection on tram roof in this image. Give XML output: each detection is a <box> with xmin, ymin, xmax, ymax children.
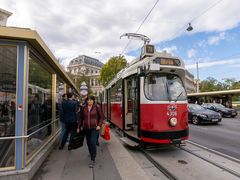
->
<box><xmin>0</xmin><ymin>26</ymin><xmax>79</xmax><ymax>95</ymax></box>
<box><xmin>105</xmin><ymin>51</ymin><xmax>185</xmax><ymax>89</ymax></box>
<box><xmin>187</xmin><ymin>89</ymin><xmax>240</xmax><ymax>97</ymax></box>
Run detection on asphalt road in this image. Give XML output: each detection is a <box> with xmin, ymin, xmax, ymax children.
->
<box><xmin>189</xmin><ymin>117</ymin><xmax>240</xmax><ymax>160</ymax></box>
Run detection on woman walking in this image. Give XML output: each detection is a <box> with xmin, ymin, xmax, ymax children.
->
<box><xmin>77</xmin><ymin>95</ymin><xmax>103</xmax><ymax>168</ymax></box>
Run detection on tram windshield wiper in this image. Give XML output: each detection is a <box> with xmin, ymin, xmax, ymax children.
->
<box><xmin>174</xmin><ymin>90</ymin><xmax>183</xmax><ymax>102</ymax></box>
<box><xmin>165</xmin><ymin>80</ymin><xmax>171</xmax><ymax>102</ymax></box>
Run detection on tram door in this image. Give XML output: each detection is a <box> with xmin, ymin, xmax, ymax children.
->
<box><xmin>124</xmin><ymin>76</ymin><xmax>138</xmax><ymax>137</ymax></box>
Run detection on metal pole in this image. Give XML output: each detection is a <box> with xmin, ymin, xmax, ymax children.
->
<box><xmin>196</xmin><ymin>62</ymin><xmax>199</xmax><ymax>93</ymax></box>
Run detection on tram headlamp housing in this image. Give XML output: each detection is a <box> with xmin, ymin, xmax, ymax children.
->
<box><xmin>169</xmin><ymin>117</ymin><xmax>177</xmax><ymax>127</ymax></box>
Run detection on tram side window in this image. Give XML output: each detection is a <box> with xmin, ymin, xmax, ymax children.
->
<box><xmin>110</xmin><ymin>81</ymin><xmax>122</xmax><ymax>102</ymax></box>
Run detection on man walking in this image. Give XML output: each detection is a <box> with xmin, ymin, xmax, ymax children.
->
<box><xmin>59</xmin><ymin>92</ymin><xmax>78</xmax><ymax>150</ymax></box>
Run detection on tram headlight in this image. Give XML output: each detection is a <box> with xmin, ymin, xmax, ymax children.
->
<box><xmin>169</xmin><ymin>117</ymin><xmax>177</xmax><ymax>127</ymax></box>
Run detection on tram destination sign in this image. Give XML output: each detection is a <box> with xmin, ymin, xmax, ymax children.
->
<box><xmin>154</xmin><ymin>58</ymin><xmax>181</xmax><ymax>66</ymax></box>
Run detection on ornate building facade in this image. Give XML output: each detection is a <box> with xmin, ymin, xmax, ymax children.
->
<box><xmin>185</xmin><ymin>70</ymin><xmax>197</xmax><ymax>93</ymax></box>
<box><xmin>67</xmin><ymin>55</ymin><xmax>104</xmax><ymax>96</ymax></box>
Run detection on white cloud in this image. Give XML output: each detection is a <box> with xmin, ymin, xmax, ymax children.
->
<box><xmin>157</xmin><ymin>45</ymin><xmax>177</xmax><ymax>55</ymax></box>
<box><xmin>124</xmin><ymin>55</ymin><xmax>136</xmax><ymax>63</ymax></box>
<box><xmin>1</xmin><ymin>0</ymin><xmax>240</xmax><ymax>66</ymax></box>
<box><xmin>208</xmin><ymin>32</ymin><xmax>226</xmax><ymax>45</ymax></box>
<box><xmin>187</xmin><ymin>49</ymin><xmax>197</xmax><ymax>58</ymax></box>
<box><xmin>186</xmin><ymin>58</ymin><xmax>240</xmax><ymax>70</ymax></box>
<box><xmin>197</xmin><ymin>40</ymin><xmax>206</xmax><ymax>47</ymax></box>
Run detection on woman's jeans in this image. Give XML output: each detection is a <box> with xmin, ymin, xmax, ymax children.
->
<box><xmin>85</xmin><ymin>128</ymin><xmax>98</xmax><ymax>161</ymax></box>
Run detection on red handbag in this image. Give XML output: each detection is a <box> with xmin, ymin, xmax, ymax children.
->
<box><xmin>102</xmin><ymin>126</ymin><xmax>110</xmax><ymax>141</ymax></box>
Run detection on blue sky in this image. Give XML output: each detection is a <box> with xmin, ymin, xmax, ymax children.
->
<box><xmin>127</xmin><ymin>25</ymin><xmax>240</xmax><ymax>82</ymax></box>
<box><xmin>159</xmin><ymin>26</ymin><xmax>240</xmax><ymax>82</ymax></box>
<box><xmin>1</xmin><ymin>0</ymin><xmax>240</xmax><ymax>82</ymax></box>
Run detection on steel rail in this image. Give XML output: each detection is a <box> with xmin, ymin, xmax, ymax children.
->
<box><xmin>187</xmin><ymin>140</ymin><xmax>240</xmax><ymax>163</ymax></box>
<box><xmin>179</xmin><ymin>144</ymin><xmax>240</xmax><ymax>178</ymax></box>
<box><xmin>140</xmin><ymin>148</ymin><xmax>178</xmax><ymax>180</ymax></box>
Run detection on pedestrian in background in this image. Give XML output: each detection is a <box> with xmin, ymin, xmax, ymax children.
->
<box><xmin>95</xmin><ymin>98</ymin><xmax>102</xmax><ymax>146</ymax></box>
<box><xmin>59</xmin><ymin>92</ymin><xmax>78</xmax><ymax>150</ymax></box>
<box><xmin>59</xmin><ymin>93</ymin><xmax>67</xmax><ymax>140</ymax></box>
<box><xmin>77</xmin><ymin>95</ymin><xmax>104</xmax><ymax>168</ymax></box>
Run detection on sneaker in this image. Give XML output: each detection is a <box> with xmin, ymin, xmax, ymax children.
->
<box><xmin>68</xmin><ymin>146</ymin><xmax>72</xmax><ymax>151</ymax></box>
<box><xmin>89</xmin><ymin>160</ymin><xmax>95</xmax><ymax>168</ymax></box>
<box><xmin>59</xmin><ymin>146</ymin><xmax>63</xmax><ymax>150</ymax></box>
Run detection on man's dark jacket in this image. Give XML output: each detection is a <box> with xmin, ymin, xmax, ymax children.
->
<box><xmin>62</xmin><ymin>99</ymin><xmax>78</xmax><ymax>123</ymax></box>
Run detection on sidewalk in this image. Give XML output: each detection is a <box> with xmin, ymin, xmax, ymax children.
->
<box><xmin>32</xmin><ymin>131</ymin><xmax>150</xmax><ymax>180</ymax></box>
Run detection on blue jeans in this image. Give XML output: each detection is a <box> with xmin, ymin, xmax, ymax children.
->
<box><xmin>60</xmin><ymin>122</ymin><xmax>77</xmax><ymax>148</ymax></box>
<box><xmin>60</xmin><ymin>121</ymin><xmax>66</xmax><ymax>139</ymax></box>
<box><xmin>85</xmin><ymin>129</ymin><xmax>98</xmax><ymax>161</ymax></box>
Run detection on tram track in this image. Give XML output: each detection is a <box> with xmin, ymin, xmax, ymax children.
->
<box><xmin>113</xmin><ymin>128</ymin><xmax>240</xmax><ymax>179</ymax></box>
<box><xmin>138</xmin><ymin>143</ymin><xmax>240</xmax><ymax>180</ymax></box>
<box><xmin>179</xmin><ymin>141</ymin><xmax>240</xmax><ymax>179</ymax></box>
<box><xmin>186</xmin><ymin>140</ymin><xmax>240</xmax><ymax>163</ymax></box>
<box><xmin>140</xmin><ymin>148</ymin><xmax>178</xmax><ymax>180</ymax></box>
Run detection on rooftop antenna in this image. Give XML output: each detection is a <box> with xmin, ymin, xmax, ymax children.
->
<box><xmin>120</xmin><ymin>33</ymin><xmax>151</xmax><ymax>45</ymax></box>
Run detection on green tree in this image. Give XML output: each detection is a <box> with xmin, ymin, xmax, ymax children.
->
<box><xmin>199</xmin><ymin>77</ymin><xmax>240</xmax><ymax>92</ymax></box>
<box><xmin>100</xmin><ymin>56</ymin><xmax>127</xmax><ymax>86</ymax></box>
<box><xmin>222</xmin><ymin>78</ymin><xmax>240</xmax><ymax>90</ymax></box>
<box><xmin>199</xmin><ymin>77</ymin><xmax>223</xmax><ymax>92</ymax></box>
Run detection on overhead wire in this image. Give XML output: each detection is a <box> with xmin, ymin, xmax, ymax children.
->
<box><xmin>120</xmin><ymin>0</ymin><xmax>224</xmax><ymax>56</ymax></box>
<box><xmin>171</xmin><ymin>0</ymin><xmax>224</xmax><ymax>39</ymax></box>
<box><xmin>120</xmin><ymin>0</ymin><xmax>160</xmax><ymax>56</ymax></box>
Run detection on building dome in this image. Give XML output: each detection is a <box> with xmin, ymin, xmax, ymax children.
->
<box><xmin>69</xmin><ymin>55</ymin><xmax>103</xmax><ymax>68</ymax></box>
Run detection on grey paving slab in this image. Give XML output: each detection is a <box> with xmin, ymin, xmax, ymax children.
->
<box><xmin>33</xmin><ymin>137</ymin><xmax>121</xmax><ymax>180</ymax></box>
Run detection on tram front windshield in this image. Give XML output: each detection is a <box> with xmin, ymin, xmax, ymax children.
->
<box><xmin>144</xmin><ymin>73</ymin><xmax>187</xmax><ymax>101</ymax></box>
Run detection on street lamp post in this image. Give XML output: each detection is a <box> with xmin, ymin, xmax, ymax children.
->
<box><xmin>196</xmin><ymin>62</ymin><xmax>200</xmax><ymax>93</ymax></box>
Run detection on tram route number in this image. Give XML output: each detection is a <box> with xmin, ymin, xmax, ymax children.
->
<box><xmin>167</xmin><ymin>111</ymin><xmax>177</xmax><ymax>116</ymax></box>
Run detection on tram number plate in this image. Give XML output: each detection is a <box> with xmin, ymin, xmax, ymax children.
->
<box><xmin>212</xmin><ymin>119</ymin><xmax>218</xmax><ymax>122</ymax></box>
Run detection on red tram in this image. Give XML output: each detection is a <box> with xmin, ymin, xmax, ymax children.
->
<box><xmin>101</xmin><ymin>44</ymin><xmax>189</xmax><ymax>146</ymax></box>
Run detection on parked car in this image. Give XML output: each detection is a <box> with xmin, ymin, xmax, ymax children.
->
<box><xmin>201</xmin><ymin>103</ymin><xmax>238</xmax><ymax>118</ymax></box>
<box><xmin>188</xmin><ymin>104</ymin><xmax>222</xmax><ymax>125</ymax></box>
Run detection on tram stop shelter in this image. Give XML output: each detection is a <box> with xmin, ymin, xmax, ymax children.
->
<box><xmin>0</xmin><ymin>26</ymin><xmax>79</xmax><ymax>179</ymax></box>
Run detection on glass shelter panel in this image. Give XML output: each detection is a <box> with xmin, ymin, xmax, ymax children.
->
<box><xmin>0</xmin><ymin>45</ymin><xmax>17</xmax><ymax>168</ymax></box>
<box><xmin>27</xmin><ymin>54</ymin><xmax>52</xmax><ymax>160</ymax></box>
<box><xmin>56</xmin><ymin>80</ymin><xmax>65</xmax><ymax>133</ymax></box>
